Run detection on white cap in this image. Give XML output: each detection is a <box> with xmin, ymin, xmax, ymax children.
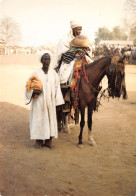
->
<box><xmin>39</xmin><ymin>50</ymin><xmax>52</xmax><ymax>62</ymax></box>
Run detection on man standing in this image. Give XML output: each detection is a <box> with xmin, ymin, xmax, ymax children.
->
<box><xmin>25</xmin><ymin>51</ymin><xmax>64</xmax><ymax>148</ymax></box>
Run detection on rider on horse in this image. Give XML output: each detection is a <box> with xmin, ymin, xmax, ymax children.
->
<box><xmin>55</xmin><ymin>34</ymin><xmax>93</xmax><ymax>124</ymax></box>
<box><xmin>53</xmin><ymin>21</ymin><xmax>93</xmax><ymax>124</ymax></box>
<box><xmin>53</xmin><ymin>20</ymin><xmax>93</xmax><ymax>86</ymax></box>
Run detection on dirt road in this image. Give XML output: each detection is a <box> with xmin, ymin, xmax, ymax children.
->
<box><xmin>0</xmin><ymin>55</ymin><xmax>136</xmax><ymax>196</ymax></box>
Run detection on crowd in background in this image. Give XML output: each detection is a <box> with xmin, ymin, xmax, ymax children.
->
<box><xmin>0</xmin><ymin>43</ymin><xmax>136</xmax><ymax>61</ymax></box>
<box><xmin>92</xmin><ymin>43</ymin><xmax>136</xmax><ymax>60</ymax></box>
<box><xmin>0</xmin><ymin>45</ymin><xmax>56</xmax><ymax>55</ymax></box>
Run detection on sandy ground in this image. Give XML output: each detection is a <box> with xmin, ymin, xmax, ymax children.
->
<box><xmin>0</xmin><ymin>54</ymin><xmax>136</xmax><ymax>196</ymax></box>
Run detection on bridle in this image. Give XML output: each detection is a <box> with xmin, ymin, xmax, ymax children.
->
<box><xmin>81</xmin><ymin>55</ymin><xmax>112</xmax><ymax>93</ymax></box>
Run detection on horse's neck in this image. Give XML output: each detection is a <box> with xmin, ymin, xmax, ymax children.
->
<box><xmin>87</xmin><ymin>58</ymin><xmax>109</xmax><ymax>86</ymax></box>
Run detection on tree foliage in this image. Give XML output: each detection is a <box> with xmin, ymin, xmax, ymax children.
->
<box><xmin>95</xmin><ymin>26</ymin><xmax>127</xmax><ymax>43</ymax></box>
<box><xmin>123</xmin><ymin>0</ymin><xmax>136</xmax><ymax>43</ymax></box>
<box><xmin>130</xmin><ymin>26</ymin><xmax>136</xmax><ymax>44</ymax></box>
<box><xmin>125</xmin><ymin>0</ymin><xmax>136</xmax><ymax>25</ymax></box>
<box><xmin>112</xmin><ymin>26</ymin><xmax>127</xmax><ymax>40</ymax></box>
<box><xmin>125</xmin><ymin>0</ymin><xmax>136</xmax><ymax>15</ymax></box>
<box><xmin>95</xmin><ymin>27</ymin><xmax>112</xmax><ymax>41</ymax></box>
<box><xmin>0</xmin><ymin>17</ymin><xmax>21</xmax><ymax>45</ymax></box>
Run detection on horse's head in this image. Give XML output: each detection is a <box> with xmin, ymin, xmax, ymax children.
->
<box><xmin>107</xmin><ymin>55</ymin><xmax>127</xmax><ymax>99</ymax></box>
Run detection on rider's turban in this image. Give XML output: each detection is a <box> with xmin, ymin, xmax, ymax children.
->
<box><xmin>70</xmin><ymin>20</ymin><xmax>82</xmax><ymax>29</ymax></box>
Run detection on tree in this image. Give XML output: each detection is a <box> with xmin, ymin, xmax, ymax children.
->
<box><xmin>112</xmin><ymin>26</ymin><xmax>127</xmax><ymax>40</ymax></box>
<box><xmin>95</xmin><ymin>27</ymin><xmax>113</xmax><ymax>42</ymax></box>
<box><xmin>95</xmin><ymin>26</ymin><xmax>127</xmax><ymax>43</ymax></box>
<box><xmin>130</xmin><ymin>26</ymin><xmax>136</xmax><ymax>44</ymax></box>
<box><xmin>0</xmin><ymin>17</ymin><xmax>21</xmax><ymax>46</ymax></box>
<box><xmin>122</xmin><ymin>0</ymin><xmax>136</xmax><ymax>41</ymax></box>
<box><xmin>125</xmin><ymin>0</ymin><xmax>136</xmax><ymax>14</ymax></box>
<box><xmin>125</xmin><ymin>0</ymin><xmax>136</xmax><ymax>25</ymax></box>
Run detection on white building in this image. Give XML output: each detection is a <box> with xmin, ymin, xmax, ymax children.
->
<box><xmin>99</xmin><ymin>40</ymin><xmax>134</xmax><ymax>48</ymax></box>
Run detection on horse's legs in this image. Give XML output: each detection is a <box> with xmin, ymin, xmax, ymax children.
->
<box><xmin>88</xmin><ymin>103</ymin><xmax>96</xmax><ymax>146</ymax></box>
<box><xmin>56</xmin><ymin>106</ymin><xmax>62</xmax><ymax>132</ymax></box>
<box><xmin>78</xmin><ymin>107</ymin><xmax>85</xmax><ymax>147</ymax></box>
<box><xmin>122</xmin><ymin>77</ymin><xmax>128</xmax><ymax>100</ymax></box>
<box><xmin>64</xmin><ymin>113</ymin><xmax>70</xmax><ymax>133</ymax></box>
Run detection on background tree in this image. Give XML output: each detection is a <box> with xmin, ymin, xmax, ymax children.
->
<box><xmin>95</xmin><ymin>26</ymin><xmax>127</xmax><ymax>43</ymax></box>
<box><xmin>130</xmin><ymin>26</ymin><xmax>136</xmax><ymax>44</ymax></box>
<box><xmin>95</xmin><ymin>27</ymin><xmax>113</xmax><ymax>43</ymax></box>
<box><xmin>112</xmin><ymin>26</ymin><xmax>127</xmax><ymax>40</ymax></box>
<box><xmin>123</xmin><ymin>0</ymin><xmax>136</xmax><ymax>43</ymax></box>
<box><xmin>125</xmin><ymin>0</ymin><xmax>136</xmax><ymax>24</ymax></box>
<box><xmin>0</xmin><ymin>17</ymin><xmax>21</xmax><ymax>46</ymax></box>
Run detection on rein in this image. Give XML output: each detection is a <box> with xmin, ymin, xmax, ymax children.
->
<box><xmin>81</xmin><ymin>55</ymin><xmax>100</xmax><ymax>93</ymax></box>
<box><xmin>81</xmin><ymin>55</ymin><xmax>110</xmax><ymax>94</ymax></box>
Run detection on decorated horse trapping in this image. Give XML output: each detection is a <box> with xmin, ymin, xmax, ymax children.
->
<box><xmin>69</xmin><ymin>49</ymin><xmax>91</xmax><ymax>123</ymax></box>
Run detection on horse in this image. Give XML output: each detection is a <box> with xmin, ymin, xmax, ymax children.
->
<box><xmin>57</xmin><ymin>54</ymin><xmax>127</xmax><ymax>148</ymax></box>
<box><xmin>93</xmin><ymin>47</ymin><xmax>105</xmax><ymax>60</ymax></box>
<box><xmin>121</xmin><ymin>48</ymin><xmax>132</xmax><ymax>62</ymax></box>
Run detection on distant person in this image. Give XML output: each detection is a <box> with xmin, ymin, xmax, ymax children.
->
<box><xmin>117</xmin><ymin>44</ymin><xmax>121</xmax><ymax>54</ymax></box>
<box><xmin>127</xmin><ymin>44</ymin><xmax>131</xmax><ymax>51</ymax></box>
<box><xmin>132</xmin><ymin>45</ymin><xmax>136</xmax><ymax>59</ymax></box>
<box><xmin>25</xmin><ymin>51</ymin><xmax>64</xmax><ymax>149</ymax></box>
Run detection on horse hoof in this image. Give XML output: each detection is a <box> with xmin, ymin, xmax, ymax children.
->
<box><xmin>89</xmin><ymin>138</ymin><xmax>96</xmax><ymax>147</ymax></box>
<box><xmin>77</xmin><ymin>144</ymin><xmax>83</xmax><ymax>149</ymax></box>
<box><xmin>89</xmin><ymin>141</ymin><xmax>96</xmax><ymax>147</ymax></box>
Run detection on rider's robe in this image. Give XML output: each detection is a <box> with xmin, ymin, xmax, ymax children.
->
<box><xmin>53</xmin><ymin>30</ymin><xmax>75</xmax><ymax>69</ymax></box>
<box><xmin>25</xmin><ymin>68</ymin><xmax>64</xmax><ymax>140</ymax></box>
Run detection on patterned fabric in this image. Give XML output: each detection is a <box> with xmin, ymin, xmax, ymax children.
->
<box><xmin>61</xmin><ymin>48</ymin><xmax>83</xmax><ymax>64</ymax></box>
<box><xmin>61</xmin><ymin>51</ymin><xmax>75</xmax><ymax>64</ymax></box>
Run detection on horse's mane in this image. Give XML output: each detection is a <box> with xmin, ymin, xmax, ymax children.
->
<box><xmin>85</xmin><ymin>56</ymin><xmax>110</xmax><ymax>69</ymax></box>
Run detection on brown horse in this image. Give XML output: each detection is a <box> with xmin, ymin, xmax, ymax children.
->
<box><xmin>57</xmin><ymin>54</ymin><xmax>127</xmax><ymax>148</ymax></box>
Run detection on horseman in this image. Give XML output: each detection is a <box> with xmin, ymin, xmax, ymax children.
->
<box><xmin>56</xmin><ymin>34</ymin><xmax>93</xmax><ymax>127</ymax></box>
<box><xmin>53</xmin><ymin>20</ymin><xmax>93</xmax><ymax>85</ymax></box>
<box><xmin>53</xmin><ymin>20</ymin><xmax>82</xmax><ymax>72</ymax></box>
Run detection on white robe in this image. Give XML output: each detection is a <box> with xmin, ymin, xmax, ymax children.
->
<box><xmin>25</xmin><ymin>68</ymin><xmax>64</xmax><ymax>140</ymax></box>
<box><xmin>53</xmin><ymin>30</ymin><xmax>75</xmax><ymax>69</ymax></box>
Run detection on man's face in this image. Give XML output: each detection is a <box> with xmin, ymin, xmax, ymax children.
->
<box><xmin>41</xmin><ymin>53</ymin><xmax>51</xmax><ymax>67</ymax></box>
<box><xmin>72</xmin><ymin>26</ymin><xmax>82</xmax><ymax>37</ymax></box>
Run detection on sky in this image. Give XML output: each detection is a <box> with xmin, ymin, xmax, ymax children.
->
<box><xmin>0</xmin><ymin>0</ymin><xmax>127</xmax><ymax>46</ymax></box>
